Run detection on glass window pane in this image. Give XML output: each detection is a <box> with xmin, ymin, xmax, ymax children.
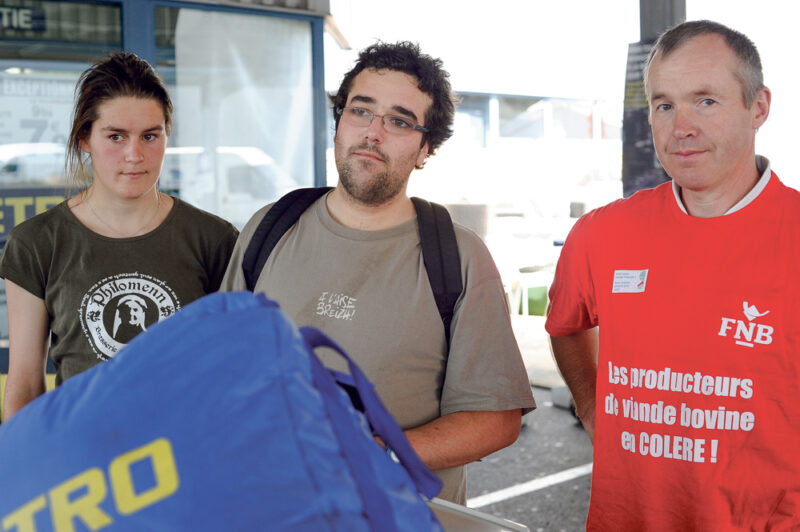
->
<box><xmin>0</xmin><ymin>63</ymin><xmax>78</xmax><ymax>341</ymax></box>
<box><xmin>499</xmin><ymin>96</ymin><xmax>544</xmax><ymax>138</ymax></box>
<box><xmin>155</xmin><ymin>6</ymin><xmax>315</xmax><ymax>228</ymax></box>
<box><xmin>0</xmin><ymin>0</ymin><xmax>123</xmax><ymax>239</ymax></box>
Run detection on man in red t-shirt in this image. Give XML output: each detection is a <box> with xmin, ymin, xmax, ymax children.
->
<box><xmin>546</xmin><ymin>20</ymin><xmax>800</xmax><ymax>530</ymax></box>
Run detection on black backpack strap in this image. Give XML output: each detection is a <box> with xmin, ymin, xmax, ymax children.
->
<box><xmin>242</xmin><ymin>187</ymin><xmax>332</xmax><ymax>291</ymax></box>
<box><xmin>411</xmin><ymin>197</ymin><xmax>463</xmax><ymax>349</ymax></box>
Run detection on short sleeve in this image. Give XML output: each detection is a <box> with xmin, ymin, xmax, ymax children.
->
<box><xmin>219</xmin><ymin>203</ymin><xmax>272</xmax><ymax>292</ymax></box>
<box><xmin>0</xmin><ymin>225</ymin><xmax>47</xmax><ymax>299</ymax></box>
<box><xmin>439</xmin><ymin>228</ymin><xmax>536</xmax><ymax>416</ymax></box>
<box><xmin>205</xmin><ymin>222</ymin><xmax>239</xmax><ymax>293</ymax></box>
<box><xmin>545</xmin><ymin>213</ymin><xmax>599</xmax><ymax>337</ymax></box>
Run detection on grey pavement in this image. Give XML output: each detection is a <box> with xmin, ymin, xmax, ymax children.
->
<box><xmin>512</xmin><ymin>314</ymin><xmax>565</xmax><ymax>390</ymax></box>
<box><xmin>468</xmin><ymin>386</ymin><xmax>592</xmax><ymax>531</ymax></box>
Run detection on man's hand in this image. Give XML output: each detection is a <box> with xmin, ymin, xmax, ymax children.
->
<box><xmin>550</xmin><ymin>328</ymin><xmax>599</xmax><ymax>442</ymax></box>
<box><xmin>403</xmin><ymin>409</ymin><xmax>522</xmax><ymax>471</ymax></box>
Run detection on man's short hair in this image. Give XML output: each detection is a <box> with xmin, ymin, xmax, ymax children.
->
<box><xmin>329</xmin><ymin>41</ymin><xmax>456</xmax><ymax>163</ymax></box>
<box><xmin>644</xmin><ymin>20</ymin><xmax>764</xmax><ymax>107</ymax></box>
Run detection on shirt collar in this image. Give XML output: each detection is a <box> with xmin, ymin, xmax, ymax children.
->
<box><xmin>672</xmin><ymin>155</ymin><xmax>771</xmax><ymax>215</ymax></box>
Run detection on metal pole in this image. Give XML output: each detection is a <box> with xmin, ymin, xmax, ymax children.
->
<box><xmin>640</xmin><ymin>0</ymin><xmax>686</xmax><ymax>42</ymax></box>
<box><xmin>621</xmin><ymin>0</ymin><xmax>686</xmax><ymax>196</ymax></box>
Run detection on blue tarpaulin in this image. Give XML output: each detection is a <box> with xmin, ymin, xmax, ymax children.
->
<box><xmin>0</xmin><ymin>292</ymin><xmax>442</xmax><ymax>531</ymax></box>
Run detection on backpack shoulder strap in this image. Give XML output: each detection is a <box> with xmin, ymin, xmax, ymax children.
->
<box><xmin>242</xmin><ymin>187</ymin><xmax>332</xmax><ymax>291</ymax></box>
<box><xmin>410</xmin><ymin>197</ymin><xmax>463</xmax><ymax>349</ymax></box>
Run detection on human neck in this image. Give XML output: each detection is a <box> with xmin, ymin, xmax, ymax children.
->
<box><xmin>326</xmin><ymin>186</ymin><xmax>415</xmax><ymax>231</ymax></box>
<box><xmin>80</xmin><ymin>186</ymin><xmax>168</xmax><ymax>238</ymax></box>
<box><xmin>680</xmin><ymin>165</ymin><xmax>761</xmax><ymax>218</ymax></box>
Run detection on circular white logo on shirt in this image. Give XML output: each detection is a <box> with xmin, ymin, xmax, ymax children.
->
<box><xmin>79</xmin><ymin>272</ymin><xmax>180</xmax><ymax>360</ymax></box>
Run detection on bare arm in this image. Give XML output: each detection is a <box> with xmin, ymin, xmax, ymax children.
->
<box><xmin>404</xmin><ymin>409</ymin><xmax>522</xmax><ymax>471</ymax></box>
<box><xmin>550</xmin><ymin>328</ymin><xmax>598</xmax><ymax>441</ymax></box>
<box><xmin>3</xmin><ymin>280</ymin><xmax>49</xmax><ymax>421</ymax></box>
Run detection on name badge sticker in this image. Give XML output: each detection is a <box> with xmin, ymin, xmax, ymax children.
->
<box><xmin>612</xmin><ymin>269</ymin><xmax>649</xmax><ymax>293</ymax></box>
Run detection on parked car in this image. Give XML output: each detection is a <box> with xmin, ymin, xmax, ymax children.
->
<box><xmin>0</xmin><ymin>143</ymin><xmax>66</xmax><ymax>187</ymax></box>
<box><xmin>164</xmin><ymin>145</ymin><xmax>300</xmax><ymax>228</ymax></box>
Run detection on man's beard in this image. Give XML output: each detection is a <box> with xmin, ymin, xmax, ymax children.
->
<box><xmin>336</xmin><ymin>147</ymin><xmax>408</xmax><ymax>206</ymax></box>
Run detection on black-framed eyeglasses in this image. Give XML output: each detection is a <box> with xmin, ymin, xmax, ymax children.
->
<box><xmin>337</xmin><ymin>106</ymin><xmax>429</xmax><ymax>135</ymax></box>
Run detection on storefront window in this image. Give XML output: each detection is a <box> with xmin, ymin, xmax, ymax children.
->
<box><xmin>0</xmin><ymin>1</ymin><xmax>123</xmax><ymax>232</ymax></box>
<box><xmin>155</xmin><ymin>6</ymin><xmax>315</xmax><ymax>228</ymax></box>
<box><xmin>0</xmin><ymin>2</ymin><xmax>320</xmax><ymax>346</ymax></box>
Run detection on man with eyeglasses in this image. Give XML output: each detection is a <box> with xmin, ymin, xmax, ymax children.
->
<box><xmin>221</xmin><ymin>41</ymin><xmax>535</xmax><ymax>504</ymax></box>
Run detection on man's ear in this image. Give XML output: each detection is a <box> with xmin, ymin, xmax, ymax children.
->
<box><xmin>751</xmin><ymin>86</ymin><xmax>771</xmax><ymax>129</ymax></box>
<box><xmin>415</xmin><ymin>142</ymin><xmax>430</xmax><ymax>168</ymax></box>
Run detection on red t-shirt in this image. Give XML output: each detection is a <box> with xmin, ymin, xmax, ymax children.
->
<box><xmin>546</xmin><ymin>174</ymin><xmax>800</xmax><ymax>530</ymax></box>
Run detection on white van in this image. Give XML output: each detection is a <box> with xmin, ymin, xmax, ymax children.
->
<box><xmin>0</xmin><ymin>143</ymin><xmax>66</xmax><ymax>187</ymax></box>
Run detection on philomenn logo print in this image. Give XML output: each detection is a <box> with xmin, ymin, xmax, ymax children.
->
<box><xmin>79</xmin><ymin>273</ymin><xmax>180</xmax><ymax>360</ymax></box>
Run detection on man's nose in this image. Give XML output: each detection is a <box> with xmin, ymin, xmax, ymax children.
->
<box><xmin>364</xmin><ymin>114</ymin><xmax>385</xmax><ymax>142</ymax></box>
<box><xmin>672</xmin><ymin>107</ymin><xmax>697</xmax><ymax>138</ymax></box>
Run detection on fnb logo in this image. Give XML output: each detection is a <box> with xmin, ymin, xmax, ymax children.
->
<box><xmin>718</xmin><ymin>301</ymin><xmax>773</xmax><ymax>348</ymax></box>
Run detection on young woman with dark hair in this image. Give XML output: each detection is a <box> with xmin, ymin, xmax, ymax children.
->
<box><xmin>0</xmin><ymin>52</ymin><xmax>238</xmax><ymax>420</ymax></box>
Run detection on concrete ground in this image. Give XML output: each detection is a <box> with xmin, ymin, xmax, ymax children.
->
<box><xmin>468</xmin><ymin>385</ymin><xmax>592</xmax><ymax>531</ymax></box>
<box><xmin>462</xmin><ymin>314</ymin><xmax>594</xmax><ymax>531</ymax></box>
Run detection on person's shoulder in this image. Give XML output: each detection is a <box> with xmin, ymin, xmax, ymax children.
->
<box><xmin>236</xmin><ymin>192</ymin><xmax>327</xmax><ymax>245</ymax></box>
<box><xmin>772</xmin><ymin>175</ymin><xmax>800</xmax><ymax>205</ymax></box>
<box><xmin>173</xmin><ymin>197</ymin><xmax>236</xmax><ymax>229</ymax></box>
<box><xmin>768</xmin><ymin>177</ymin><xmax>800</xmax><ymax>226</ymax></box>
<box><xmin>172</xmin><ymin>198</ymin><xmax>240</xmax><ymax>245</ymax></box>
<box><xmin>449</xmin><ymin>222</ymin><xmax>492</xmax><ymax>260</ymax></box>
<box><xmin>2</xmin><ymin>202</ymin><xmax>70</xmax><ymax>267</ymax></box>
<box><xmin>234</xmin><ymin>202</ymin><xmax>278</xmax><ymax>246</ymax></box>
<box><xmin>577</xmin><ymin>181</ymin><xmax>672</xmax><ymax>229</ymax></box>
<box><xmin>450</xmin><ymin>223</ymin><xmax>500</xmax><ymax>281</ymax></box>
<box><xmin>452</xmin><ymin>222</ymin><xmax>484</xmax><ymax>247</ymax></box>
<box><xmin>7</xmin><ymin>200</ymin><xmax>70</xmax><ymax>239</ymax></box>
<box><xmin>592</xmin><ymin>181</ymin><xmax>670</xmax><ymax>216</ymax></box>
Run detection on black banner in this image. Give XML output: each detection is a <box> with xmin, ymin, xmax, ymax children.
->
<box><xmin>622</xmin><ymin>41</ymin><xmax>670</xmax><ymax>197</ymax></box>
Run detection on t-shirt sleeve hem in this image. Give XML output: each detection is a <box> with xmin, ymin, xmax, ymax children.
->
<box><xmin>544</xmin><ymin>321</ymin><xmax>594</xmax><ymax>338</ymax></box>
<box><xmin>440</xmin><ymin>398</ymin><xmax>537</xmax><ymax>418</ymax></box>
<box><xmin>0</xmin><ymin>264</ymin><xmax>46</xmax><ymax>299</ymax></box>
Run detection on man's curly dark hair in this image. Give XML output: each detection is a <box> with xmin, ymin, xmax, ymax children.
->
<box><xmin>329</xmin><ymin>41</ymin><xmax>456</xmax><ymax>166</ymax></box>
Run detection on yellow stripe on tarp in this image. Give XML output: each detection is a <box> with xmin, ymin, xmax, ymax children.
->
<box><xmin>0</xmin><ymin>374</ymin><xmax>56</xmax><ymax>424</ymax></box>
